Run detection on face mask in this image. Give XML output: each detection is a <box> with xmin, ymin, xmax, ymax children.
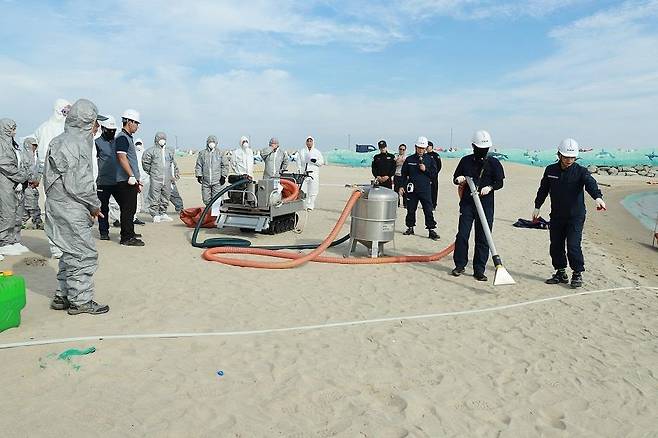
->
<box><xmin>208</xmin><ymin>142</ymin><xmax>216</xmax><ymax>149</ymax></box>
<box><xmin>158</xmin><ymin>139</ymin><xmax>166</xmax><ymax>147</ymax></box>
<box><xmin>473</xmin><ymin>146</ymin><xmax>489</xmax><ymax>160</ymax></box>
<box><xmin>102</xmin><ymin>129</ymin><xmax>116</xmax><ymax>141</ymax></box>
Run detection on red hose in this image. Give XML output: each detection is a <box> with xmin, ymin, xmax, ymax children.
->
<box><xmin>202</xmin><ymin>190</ymin><xmax>455</xmax><ymax>269</ymax></box>
<box><xmin>280</xmin><ymin>178</ymin><xmax>299</xmax><ymax>202</ymax></box>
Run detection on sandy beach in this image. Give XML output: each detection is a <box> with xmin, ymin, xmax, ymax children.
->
<box><xmin>1</xmin><ymin>157</ymin><xmax>657</xmax><ymax>437</ymax></box>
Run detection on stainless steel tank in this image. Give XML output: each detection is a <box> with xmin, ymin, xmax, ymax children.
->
<box><xmin>346</xmin><ymin>186</ymin><xmax>398</xmax><ymax>258</ymax></box>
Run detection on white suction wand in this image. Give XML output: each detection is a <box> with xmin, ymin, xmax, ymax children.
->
<box><xmin>465</xmin><ymin>177</ymin><xmax>516</xmax><ymax>286</ymax></box>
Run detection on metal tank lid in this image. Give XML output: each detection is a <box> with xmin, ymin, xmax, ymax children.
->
<box><xmin>363</xmin><ymin>186</ymin><xmax>398</xmax><ymax>201</ymax></box>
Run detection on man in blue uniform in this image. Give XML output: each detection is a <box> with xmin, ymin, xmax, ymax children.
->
<box><xmin>452</xmin><ymin>130</ymin><xmax>505</xmax><ymax>282</ymax></box>
<box><xmin>95</xmin><ymin>116</ymin><xmax>118</xmax><ymax>240</ymax></box>
<box><xmin>398</xmin><ymin>136</ymin><xmax>439</xmax><ymax>240</ymax></box>
<box><xmin>533</xmin><ymin>138</ymin><xmax>605</xmax><ymax>288</ymax></box>
<box><xmin>371</xmin><ymin>140</ymin><xmax>396</xmax><ymax>189</ymax></box>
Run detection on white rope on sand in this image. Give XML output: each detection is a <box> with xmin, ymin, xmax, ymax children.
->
<box><xmin>1</xmin><ymin>286</ymin><xmax>656</xmax><ymax>350</ymax></box>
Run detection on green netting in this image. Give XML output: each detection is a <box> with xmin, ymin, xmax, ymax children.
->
<box><xmin>325</xmin><ymin>148</ymin><xmax>658</xmax><ymax>168</ymax></box>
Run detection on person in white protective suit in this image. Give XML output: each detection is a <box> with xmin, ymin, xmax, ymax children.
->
<box><xmin>44</xmin><ymin>99</ymin><xmax>109</xmax><ymax>315</ymax></box>
<box><xmin>231</xmin><ymin>136</ymin><xmax>254</xmax><ymax>178</ymax></box>
<box><xmin>260</xmin><ymin>137</ymin><xmax>289</xmax><ymax>179</ymax></box>
<box><xmin>33</xmin><ymin>98</ymin><xmax>72</xmax><ymax>258</ymax></box>
<box><xmin>169</xmin><ymin>162</ymin><xmax>184</xmax><ymax>213</ymax></box>
<box><xmin>297</xmin><ymin>136</ymin><xmax>324</xmax><ymax>210</ymax></box>
<box><xmin>195</xmin><ymin>135</ymin><xmax>227</xmax><ymax>205</ymax></box>
<box><xmin>133</xmin><ymin>138</ymin><xmax>147</xmax><ymax>223</ymax></box>
<box><xmin>21</xmin><ymin>137</ymin><xmax>43</xmax><ymax>229</ymax></box>
<box><xmin>0</xmin><ymin>119</ymin><xmax>32</xmax><ymax>257</ymax></box>
<box><xmin>141</xmin><ymin>132</ymin><xmax>178</xmax><ymax>222</ymax></box>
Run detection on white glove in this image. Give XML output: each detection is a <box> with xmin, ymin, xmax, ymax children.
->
<box><xmin>595</xmin><ymin>198</ymin><xmax>606</xmax><ymax>210</ymax></box>
<box><xmin>532</xmin><ymin>208</ymin><xmax>541</xmax><ymax>220</ymax></box>
<box><xmin>455</xmin><ymin>176</ymin><xmax>466</xmax><ymax>184</ymax></box>
<box><xmin>480</xmin><ymin>186</ymin><xmax>492</xmax><ymax>196</ymax></box>
<box><xmin>128</xmin><ymin>176</ymin><xmax>137</xmax><ymax>186</ymax></box>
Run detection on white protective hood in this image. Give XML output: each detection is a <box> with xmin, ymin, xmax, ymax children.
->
<box><xmin>232</xmin><ymin>136</ymin><xmax>254</xmax><ymax>177</ymax></box>
<box><xmin>298</xmin><ymin>136</ymin><xmax>324</xmax><ymax>175</ymax></box>
<box><xmin>33</xmin><ymin>98</ymin><xmax>71</xmax><ymax>168</ymax></box>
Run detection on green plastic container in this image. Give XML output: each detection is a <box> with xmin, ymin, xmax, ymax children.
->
<box><xmin>0</xmin><ymin>271</ymin><xmax>26</xmax><ymax>333</ymax></box>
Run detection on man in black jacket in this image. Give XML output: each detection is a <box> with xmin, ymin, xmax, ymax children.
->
<box><xmin>452</xmin><ymin>130</ymin><xmax>505</xmax><ymax>282</ymax></box>
<box><xmin>371</xmin><ymin>140</ymin><xmax>396</xmax><ymax>189</ymax></box>
<box><xmin>399</xmin><ymin>136</ymin><xmax>439</xmax><ymax>240</ymax></box>
<box><xmin>426</xmin><ymin>141</ymin><xmax>442</xmax><ymax>210</ymax></box>
<box><xmin>533</xmin><ymin>138</ymin><xmax>605</xmax><ymax>288</ymax></box>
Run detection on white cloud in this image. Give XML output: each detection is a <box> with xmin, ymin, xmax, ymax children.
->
<box><xmin>0</xmin><ymin>0</ymin><xmax>657</xmax><ymax>150</ymax></box>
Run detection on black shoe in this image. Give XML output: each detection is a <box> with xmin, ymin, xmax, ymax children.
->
<box><xmin>120</xmin><ymin>238</ymin><xmax>145</xmax><ymax>247</ymax></box>
<box><xmin>112</xmin><ymin>220</ymin><xmax>121</xmax><ymax>228</ymax></box>
<box><xmin>545</xmin><ymin>269</ymin><xmax>569</xmax><ymax>285</ymax></box>
<box><xmin>403</xmin><ymin>227</ymin><xmax>414</xmax><ymax>235</ymax></box>
<box><xmin>474</xmin><ymin>272</ymin><xmax>488</xmax><ymax>281</ymax></box>
<box><xmin>133</xmin><ymin>233</ymin><xmax>142</xmax><ymax>238</ymax></box>
<box><xmin>570</xmin><ymin>271</ymin><xmax>583</xmax><ymax>289</ymax></box>
<box><xmin>451</xmin><ymin>267</ymin><xmax>465</xmax><ymax>277</ymax></box>
<box><xmin>50</xmin><ymin>295</ymin><xmax>70</xmax><ymax>310</ymax></box>
<box><xmin>67</xmin><ymin>300</ymin><xmax>109</xmax><ymax>315</ymax></box>
<box><xmin>133</xmin><ymin>218</ymin><xmax>145</xmax><ymax>225</ymax></box>
<box><xmin>100</xmin><ymin>233</ymin><xmax>110</xmax><ymax>241</ymax></box>
<box><xmin>428</xmin><ymin>230</ymin><xmax>439</xmax><ymax>240</ymax></box>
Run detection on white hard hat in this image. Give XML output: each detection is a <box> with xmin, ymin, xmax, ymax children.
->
<box><xmin>472</xmin><ymin>130</ymin><xmax>492</xmax><ymax>149</ymax></box>
<box><xmin>122</xmin><ymin>109</ymin><xmax>141</xmax><ymax>123</ymax></box>
<box><xmin>99</xmin><ymin>115</ymin><xmax>117</xmax><ymax>129</ymax></box>
<box><xmin>558</xmin><ymin>138</ymin><xmax>579</xmax><ymax>157</ymax></box>
<box><xmin>415</xmin><ymin>136</ymin><xmax>428</xmax><ymax>148</ymax></box>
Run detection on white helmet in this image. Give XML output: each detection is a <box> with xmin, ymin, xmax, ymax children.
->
<box><xmin>122</xmin><ymin>109</ymin><xmax>141</xmax><ymax>123</ymax></box>
<box><xmin>472</xmin><ymin>130</ymin><xmax>492</xmax><ymax>149</ymax></box>
<box><xmin>415</xmin><ymin>136</ymin><xmax>428</xmax><ymax>148</ymax></box>
<box><xmin>99</xmin><ymin>115</ymin><xmax>117</xmax><ymax>129</ymax></box>
<box><xmin>558</xmin><ymin>138</ymin><xmax>579</xmax><ymax>157</ymax></box>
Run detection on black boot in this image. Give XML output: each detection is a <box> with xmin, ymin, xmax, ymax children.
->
<box><xmin>451</xmin><ymin>267</ymin><xmax>465</xmax><ymax>277</ymax></box>
<box><xmin>403</xmin><ymin>227</ymin><xmax>414</xmax><ymax>235</ymax></box>
<box><xmin>428</xmin><ymin>230</ymin><xmax>439</xmax><ymax>240</ymax></box>
<box><xmin>545</xmin><ymin>269</ymin><xmax>569</xmax><ymax>285</ymax></box>
<box><xmin>570</xmin><ymin>271</ymin><xmax>583</xmax><ymax>289</ymax></box>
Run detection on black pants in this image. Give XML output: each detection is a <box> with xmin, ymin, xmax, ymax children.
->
<box><xmin>405</xmin><ymin>191</ymin><xmax>436</xmax><ymax>229</ymax></box>
<box><xmin>114</xmin><ymin>181</ymin><xmax>138</xmax><ymax>242</ymax></box>
<box><xmin>394</xmin><ymin>175</ymin><xmax>406</xmax><ymax>207</ymax></box>
<box><xmin>454</xmin><ymin>203</ymin><xmax>494</xmax><ymax>275</ymax></box>
<box><xmin>430</xmin><ymin>177</ymin><xmax>438</xmax><ymax>210</ymax></box>
<box><xmin>549</xmin><ymin>216</ymin><xmax>585</xmax><ymax>272</ymax></box>
<box><xmin>97</xmin><ymin>185</ymin><xmax>117</xmax><ymax>235</ymax></box>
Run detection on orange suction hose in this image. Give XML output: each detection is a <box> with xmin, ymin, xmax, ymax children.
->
<box><xmin>202</xmin><ymin>190</ymin><xmax>455</xmax><ymax>269</ymax></box>
<box><xmin>280</xmin><ymin>178</ymin><xmax>299</xmax><ymax>202</ymax></box>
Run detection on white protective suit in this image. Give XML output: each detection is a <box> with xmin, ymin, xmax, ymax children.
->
<box><xmin>22</xmin><ymin>138</ymin><xmax>42</xmax><ymax>228</ymax></box>
<box><xmin>43</xmin><ymin>99</ymin><xmax>102</xmax><ymax>307</ymax></box>
<box><xmin>34</xmin><ymin>98</ymin><xmax>71</xmax><ymax>170</ymax></box>
<box><xmin>195</xmin><ymin>135</ymin><xmax>228</xmax><ymax>205</ymax></box>
<box><xmin>135</xmin><ymin>139</ymin><xmax>149</xmax><ymax>214</ymax></box>
<box><xmin>142</xmin><ymin>132</ymin><xmax>177</xmax><ymax>218</ymax></box>
<box><xmin>0</xmin><ymin>119</ymin><xmax>30</xmax><ymax>250</ymax></box>
<box><xmin>34</xmin><ymin>98</ymin><xmax>71</xmax><ymax>258</ymax></box>
<box><xmin>297</xmin><ymin>137</ymin><xmax>324</xmax><ymax>210</ymax></box>
<box><xmin>231</xmin><ymin>136</ymin><xmax>254</xmax><ymax>177</ymax></box>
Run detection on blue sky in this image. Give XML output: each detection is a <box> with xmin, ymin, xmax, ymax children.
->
<box><xmin>1</xmin><ymin>0</ymin><xmax>657</xmax><ymax>150</ymax></box>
